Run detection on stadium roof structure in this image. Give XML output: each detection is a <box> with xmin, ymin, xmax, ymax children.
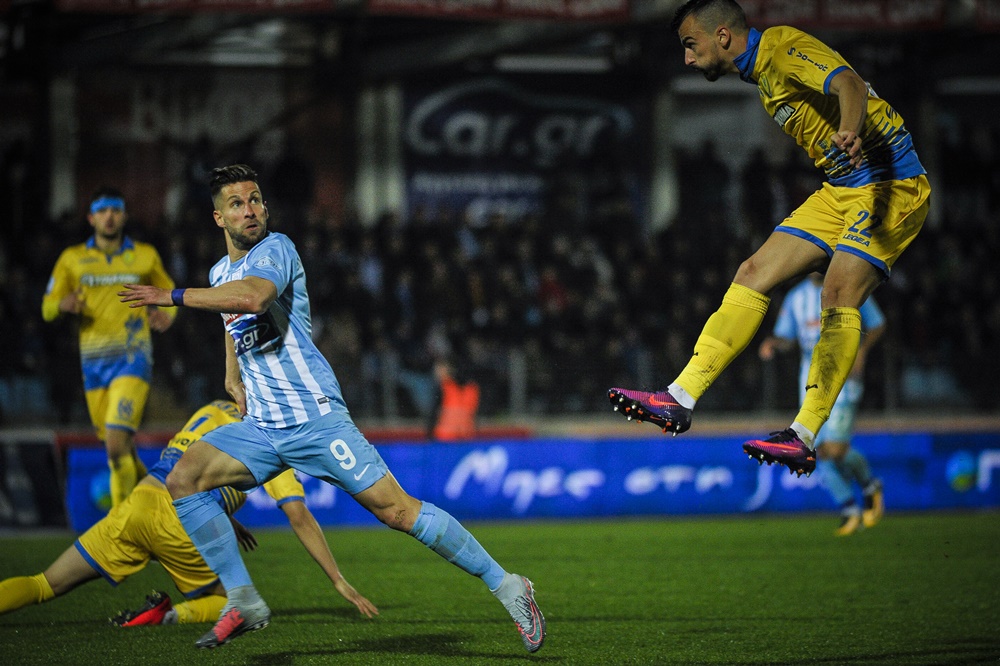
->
<box><xmin>5</xmin><ymin>0</ymin><xmax>997</xmax><ymax>85</ymax></box>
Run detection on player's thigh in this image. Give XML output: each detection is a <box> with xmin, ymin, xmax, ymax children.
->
<box><xmin>42</xmin><ymin>545</ymin><xmax>101</xmax><ymax>595</ymax></box>
<box><xmin>823</xmin><ymin>251</ymin><xmax>884</xmax><ymax>308</ymax></box>
<box><xmin>769</xmin><ymin>184</ymin><xmax>849</xmax><ymax>265</ymax></box>
<box><xmin>830</xmin><ymin>175</ymin><xmax>930</xmax><ymax>276</ymax></box>
<box><xmin>84</xmin><ymin>387</ymin><xmax>109</xmax><ymax>440</ymax></box>
<box><xmin>170</xmin><ymin>435</ymin><xmax>261</xmax><ymax>493</ymax></box>
<box><xmin>737</xmin><ymin>226</ymin><xmax>829</xmax><ymax>293</ymax></box>
<box><xmin>103</xmin><ymin>375</ymin><xmax>149</xmax><ymax>434</ymax></box>
<box><xmin>274</xmin><ymin>414</ymin><xmax>389</xmax><ymax>495</ymax></box>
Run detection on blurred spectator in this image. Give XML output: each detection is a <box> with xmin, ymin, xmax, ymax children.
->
<box><xmin>3</xmin><ymin>92</ymin><xmax>999</xmax><ymax>424</ymax></box>
<box><xmin>429</xmin><ymin>358</ymin><xmax>480</xmax><ymax>441</ymax></box>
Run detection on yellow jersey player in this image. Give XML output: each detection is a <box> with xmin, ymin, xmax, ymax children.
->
<box><xmin>609</xmin><ymin>0</ymin><xmax>929</xmax><ymax>478</ymax></box>
<box><xmin>42</xmin><ymin>186</ymin><xmax>177</xmax><ymax>507</ymax></box>
<box><xmin>0</xmin><ymin>400</ymin><xmax>379</xmax><ymax>625</ymax></box>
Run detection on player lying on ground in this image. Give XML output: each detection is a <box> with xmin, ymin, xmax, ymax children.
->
<box><xmin>0</xmin><ymin>400</ymin><xmax>378</xmax><ymax>624</ymax></box>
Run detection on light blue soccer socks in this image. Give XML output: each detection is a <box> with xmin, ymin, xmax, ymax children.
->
<box><xmin>818</xmin><ymin>458</ymin><xmax>854</xmax><ymax>507</ymax></box>
<box><xmin>173</xmin><ymin>492</ymin><xmax>253</xmax><ymax>590</ymax></box>
<box><xmin>839</xmin><ymin>448</ymin><xmax>874</xmax><ymax>488</ymax></box>
<box><xmin>819</xmin><ymin>448</ymin><xmax>875</xmax><ymax>508</ymax></box>
<box><xmin>409</xmin><ymin>502</ymin><xmax>506</xmax><ymax>590</ymax></box>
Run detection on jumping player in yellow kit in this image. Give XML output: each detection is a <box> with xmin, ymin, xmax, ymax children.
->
<box><xmin>0</xmin><ymin>400</ymin><xmax>378</xmax><ymax>625</ymax></box>
<box><xmin>42</xmin><ymin>187</ymin><xmax>177</xmax><ymax>507</ymax></box>
<box><xmin>609</xmin><ymin>0</ymin><xmax>930</xmax><ymax>477</ymax></box>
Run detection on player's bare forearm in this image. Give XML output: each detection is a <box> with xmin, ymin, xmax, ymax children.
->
<box><xmin>280</xmin><ymin>501</ymin><xmax>377</xmax><ymax>617</ymax></box>
<box><xmin>119</xmin><ymin>284</ymin><xmax>171</xmax><ymax>308</ymax></box>
<box><xmin>119</xmin><ymin>276</ymin><xmax>277</xmax><ymax>314</ymax></box>
<box><xmin>223</xmin><ymin>336</ymin><xmax>247</xmax><ymax>415</ymax></box>
<box><xmin>759</xmin><ymin>336</ymin><xmax>795</xmax><ymax>361</ymax></box>
<box><xmin>283</xmin><ymin>502</ymin><xmax>342</xmax><ymax>581</ymax></box>
<box><xmin>333</xmin><ymin>577</ymin><xmax>380</xmax><ymax>618</ymax></box>
<box><xmin>828</xmin><ymin>69</ymin><xmax>868</xmax><ymax>168</ymax></box>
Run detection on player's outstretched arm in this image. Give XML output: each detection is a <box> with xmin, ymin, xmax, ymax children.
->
<box><xmin>280</xmin><ymin>500</ymin><xmax>379</xmax><ymax>618</ymax></box>
<box><xmin>758</xmin><ymin>335</ymin><xmax>796</xmax><ymax>361</ymax></box>
<box><xmin>119</xmin><ymin>276</ymin><xmax>277</xmax><ymax>315</ymax></box>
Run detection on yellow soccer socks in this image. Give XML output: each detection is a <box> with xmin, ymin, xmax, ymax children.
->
<box><xmin>109</xmin><ymin>453</ymin><xmax>139</xmax><ymax>508</ymax></box>
<box><xmin>674</xmin><ymin>283</ymin><xmax>770</xmax><ymax>402</ymax></box>
<box><xmin>0</xmin><ymin>573</ymin><xmax>55</xmax><ymax>614</ymax></box>
<box><xmin>795</xmin><ymin>307</ymin><xmax>862</xmax><ymax>438</ymax></box>
<box><xmin>173</xmin><ymin>595</ymin><xmax>227</xmax><ymax>624</ymax></box>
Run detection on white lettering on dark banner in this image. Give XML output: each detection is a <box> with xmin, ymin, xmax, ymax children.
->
<box><xmin>405</xmin><ymin>79</ymin><xmax>633</xmax><ymax>170</ymax></box>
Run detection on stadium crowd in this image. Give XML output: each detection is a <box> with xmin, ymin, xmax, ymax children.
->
<box><xmin>1</xmin><ymin>119</ymin><xmax>998</xmax><ymax>428</ymax></box>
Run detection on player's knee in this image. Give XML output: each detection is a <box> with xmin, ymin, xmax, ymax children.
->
<box><xmin>733</xmin><ymin>256</ymin><xmax>783</xmax><ymax>294</ymax></box>
<box><xmin>373</xmin><ymin>496</ymin><xmax>421</xmax><ymax>533</ymax></box>
<box><xmin>734</xmin><ymin>256</ymin><xmax>760</xmax><ymax>285</ymax></box>
<box><xmin>820</xmin><ymin>273</ymin><xmax>878</xmax><ymax>309</ymax></box>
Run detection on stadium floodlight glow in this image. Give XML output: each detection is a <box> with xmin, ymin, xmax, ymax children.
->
<box><xmin>494</xmin><ymin>54</ymin><xmax>612</xmax><ymax>73</ymax></box>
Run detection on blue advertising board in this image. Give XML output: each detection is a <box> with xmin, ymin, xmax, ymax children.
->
<box><xmin>65</xmin><ymin>431</ymin><xmax>1000</xmax><ymax>532</ymax></box>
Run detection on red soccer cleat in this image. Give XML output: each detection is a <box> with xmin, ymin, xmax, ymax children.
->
<box><xmin>110</xmin><ymin>591</ymin><xmax>172</xmax><ymax>627</ymax></box>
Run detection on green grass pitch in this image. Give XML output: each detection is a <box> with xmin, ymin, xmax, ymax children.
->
<box><xmin>2</xmin><ymin>511</ymin><xmax>999</xmax><ymax>665</ymax></box>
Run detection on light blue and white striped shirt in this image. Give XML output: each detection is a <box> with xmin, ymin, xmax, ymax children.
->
<box><xmin>210</xmin><ymin>232</ymin><xmax>347</xmax><ymax>428</ymax></box>
<box><xmin>773</xmin><ymin>277</ymin><xmax>886</xmax><ymax>392</ymax></box>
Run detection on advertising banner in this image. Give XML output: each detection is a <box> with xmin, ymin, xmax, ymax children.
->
<box><xmin>739</xmin><ymin>0</ymin><xmax>946</xmax><ymax>29</ymax></box>
<box><xmin>64</xmin><ymin>432</ymin><xmax>1000</xmax><ymax>532</ymax></box>
<box><xmin>402</xmin><ymin>76</ymin><xmax>648</xmax><ymax>227</ymax></box>
<box><xmin>367</xmin><ymin>0</ymin><xmax>629</xmax><ymax>21</ymax></box>
<box><xmin>56</xmin><ymin>0</ymin><xmax>337</xmax><ymax>12</ymax></box>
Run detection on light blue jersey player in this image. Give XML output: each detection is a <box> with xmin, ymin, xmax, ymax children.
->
<box><xmin>119</xmin><ymin>164</ymin><xmax>545</xmax><ymax>653</ymax></box>
<box><xmin>760</xmin><ymin>273</ymin><xmax>886</xmax><ymax>535</ymax></box>
<box><xmin>201</xmin><ymin>230</ymin><xmax>384</xmax><ymax>492</ymax></box>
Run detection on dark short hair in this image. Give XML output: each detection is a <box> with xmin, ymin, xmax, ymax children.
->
<box><xmin>89</xmin><ymin>186</ymin><xmax>125</xmax><ymax>205</ymax></box>
<box><xmin>209</xmin><ymin>164</ymin><xmax>259</xmax><ymax>199</ymax></box>
<box><xmin>671</xmin><ymin>0</ymin><xmax>748</xmax><ymax>34</ymax></box>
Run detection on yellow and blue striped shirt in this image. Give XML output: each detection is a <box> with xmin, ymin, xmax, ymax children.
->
<box><xmin>734</xmin><ymin>26</ymin><xmax>925</xmax><ymax>187</ymax></box>
<box><xmin>149</xmin><ymin>400</ymin><xmax>306</xmax><ymax>515</ymax></box>
<box><xmin>42</xmin><ymin>235</ymin><xmax>175</xmax><ymax>389</ymax></box>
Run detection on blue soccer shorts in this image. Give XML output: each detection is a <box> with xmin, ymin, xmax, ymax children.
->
<box><xmin>201</xmin><ymin>412</ymin><xmax>389</xmax><ymax>495</ymax></box>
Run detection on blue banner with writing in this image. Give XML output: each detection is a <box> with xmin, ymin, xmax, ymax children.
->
<box><xmin>64</xmin><ymin>432</ymin><xmax>1000</xmax><ymax>532</ymax></box>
